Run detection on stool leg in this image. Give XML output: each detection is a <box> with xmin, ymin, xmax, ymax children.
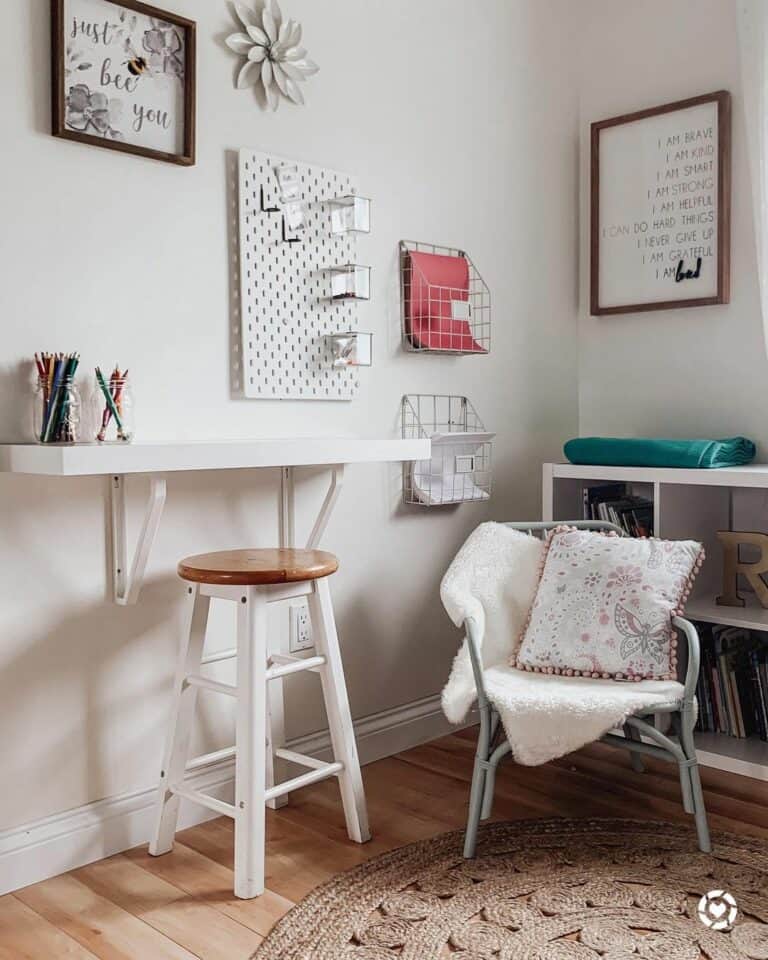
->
<box><xmin>308</xmin><ymin>578</ymin><xmax>371</xmax><ymax>844</ymax></box>
<box><xmin>234</xmin><ymin>586</ymin><xmax>268</xmax><ymax>899</ymax></box>
<box><xmin>149</xmin><ymin>584</ymin><xmax>210</xmax><ymax>856</ymax></box>
<box><xmin>265</xmin><ymin>632</ymin><xmax>289</xmax><ymax>809</ymax></box>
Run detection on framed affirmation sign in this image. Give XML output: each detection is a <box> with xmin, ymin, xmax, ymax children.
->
<box><xmin>591</xmin><ymin>90</ymin><xmax>730</xmax><ymax>315</ymax></box>
<box><xmin>51</xmin><ymin>0</ymin><xmax>196</xmax><ymax>165</ymax></box>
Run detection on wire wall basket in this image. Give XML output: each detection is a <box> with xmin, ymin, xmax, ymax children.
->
<box><xmin>401</xmin><ymin>394</ymin><xmax>494</xmax><ymax>506</ymax></box>
<box><xmin>400</xmin><ymin>240</ymin><xmax>490</xmax><ymax>355</ymax></box>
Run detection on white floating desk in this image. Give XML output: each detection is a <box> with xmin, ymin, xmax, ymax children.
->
<box><xmin>0</xmin><ymin>437</ymin><xmax>429</xmax><ymax>605</ymax></box>
<box><xmin>0</xmin><ymin>438</ymin><xmax>428</xmax><ymax>477</ymax></box>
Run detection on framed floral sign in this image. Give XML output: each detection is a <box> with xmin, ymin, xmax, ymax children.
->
<box><xmin>51</xmin><ymin>0</ymin><xmax>196</xmax><ymax>165</ymax></box>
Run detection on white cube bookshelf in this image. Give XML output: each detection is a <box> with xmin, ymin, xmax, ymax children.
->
<box><xmin>543</xmin><ymin>461</ymin><xmax>768</xmax><ymax>782</ymax></box>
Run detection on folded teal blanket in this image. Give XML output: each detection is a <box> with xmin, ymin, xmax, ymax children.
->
<box><xmin>564</xmin><ymin>436</ymin><xmax>756</xmax><ymax>469</ymax></box>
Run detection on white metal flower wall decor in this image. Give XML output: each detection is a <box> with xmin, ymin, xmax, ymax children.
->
<box><xmin>226</xmin><ymin>1</ymin><xmax>318</xmax><ymax>110</ymax></box>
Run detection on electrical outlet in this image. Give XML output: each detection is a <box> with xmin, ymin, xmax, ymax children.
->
<box><xmin>289</xmin><ymin>603</ymin><xmax>313</xmax><ymax>652</ymax></box>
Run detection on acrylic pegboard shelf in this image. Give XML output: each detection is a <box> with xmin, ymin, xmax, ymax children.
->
<box><xmin>330</xmin><ymin>195</ymin><xmax>371</xmax><ymax>235</ymax></box>
<box><xmin>328</xmin><ymin>331</ymin><xmax>373</xmax><ymax>368</ymax></box>
<box><xmin>401</xmin><ymin>394</ymin><xmax>494</xmax><ymax>506</ymax></box>
<box><xmin>237</xmin><ymin>150</ymin><xmax>367</xmax><ymax>400</ymax></box>
<box><xmin>400</xmin><ymin>240</ymin><xmax>490</xmax><ymax>355</ymax></box>
<box><xmin>330</xmin><ymin>264</ymin><xmax>370</xmax><ymax>301</ymax></box>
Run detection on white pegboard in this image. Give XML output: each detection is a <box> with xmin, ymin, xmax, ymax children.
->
<box><xmin>238</xmin><ymin>149</ymin><xmax>362</xmax><ymax>400</ymax></box>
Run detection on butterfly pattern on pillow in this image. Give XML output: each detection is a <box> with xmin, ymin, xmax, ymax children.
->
<box><xmin>614</xmin><ymin>603</ymin><xmax>668</xmax><ymax>665</ymax></box>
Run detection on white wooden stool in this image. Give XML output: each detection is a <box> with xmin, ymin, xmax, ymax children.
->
<box><xmin>148</xmin><ymin>547</ymin><xmax>371</xmax><ymax>899</ymax></box>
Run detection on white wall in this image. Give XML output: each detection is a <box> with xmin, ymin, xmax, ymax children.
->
<box><xmin>577</xmin><ymin>0</ymin><xmax>768</xmax><ymax>452</ymax></box>
<box><xmin>0</xmin><ymin>0</ymin><xmax>579</xmax><ymax>833</ymax></box>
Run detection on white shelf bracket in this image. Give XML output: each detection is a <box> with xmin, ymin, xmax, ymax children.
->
<box><xmin>307</xmin><ymin>464</ymin><xmax>344</xmax><ymax>549</ymax></box>
<box><xmin>279</xmin><ymin>466</ymin><xmax>296</xmax><ymax>548</ymax></box>
<box><xmin>279</xmin><ymin>463</ymin><xmax>345</xmax><ymax>550</ymax></box>
<box><xmin>110</xmin><ymin>474</ymin><xmax>167</xmax><ymax>606</ymax></box>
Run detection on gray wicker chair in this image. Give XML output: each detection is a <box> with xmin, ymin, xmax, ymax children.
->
<box><xmin>462</xmin><ymin>520</ymin><xmax>711</xmax><ymax>858</ymax></box>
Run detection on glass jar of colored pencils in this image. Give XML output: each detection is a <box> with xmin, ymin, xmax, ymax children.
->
<box><xmin>33</xmin><ymin>375</ymin><xmax>82</xmax><ymax>444</ymax></box>
<box><xmin>92</xmin><ymin>367</ymin><xmax>134</xmax><ymax>443</ymax></box>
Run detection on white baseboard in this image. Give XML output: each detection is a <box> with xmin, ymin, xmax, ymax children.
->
<box><xmin>0</xmin><ymin>692</ymin><xmax>461</xmax><ymax>896</ymax></box>
<box><xmin>291</xmin><ymin>691</ymin><xmax>459</xmax><ymax>765</ymax></box>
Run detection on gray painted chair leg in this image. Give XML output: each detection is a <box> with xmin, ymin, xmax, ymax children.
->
<box><xmin>463</xmin><ymin>757</ymin><xmax>486</xmax><ymax>858</ymax></box>
<box><xmin>688</xmin><ymin>762</ymin><xmax>712</xmax><ymax>853</ymax></box>
<box><xmin>669</xmin><ymin>715</ymin><xmax>694</xmax><ymax>814</ymax></box>
<box><xmin>678</xmin><ymin>716</ymin><xmax>711</xmax><ymax>853</ymax></box>
<box><xmin>678</xmin><ymin>759</ymin><xmax>695</xmax><ymax>815</ymax></box>
<box><xmin>480</xmin><ymin>760</ymin><xmax>496</xmax><ymax>821</ymax></box>
<box><xmin>623</xmin><ymin>722</ymin><xmax>645</xmax><ymax>773</ymax></box>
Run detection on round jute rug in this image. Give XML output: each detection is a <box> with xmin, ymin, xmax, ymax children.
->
<box><xmin>252</xmin><ymin>818</ymin><xmax>768</xmax><ymax>960</ymax></box>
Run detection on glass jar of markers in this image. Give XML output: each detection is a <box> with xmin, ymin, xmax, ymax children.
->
<box><xmin>92</xmin><ymin>367</ymin><xmax>134</xmax><ymax>443</ymax></box>
<box><xmin>33</xmin><ymin>375</ymin><xmax>82</xmax><ymax>444</ymax></box>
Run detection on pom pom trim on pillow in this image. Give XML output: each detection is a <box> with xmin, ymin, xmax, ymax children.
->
<box><xmin>513</xmin><ymin>525</ymin><xmax>705</xmax><ymax>682</ymax></box>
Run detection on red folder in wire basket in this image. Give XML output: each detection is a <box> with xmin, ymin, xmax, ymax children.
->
<box><xmin>404</xmin><ymin>250</ymin><xmax>486</xmax><ymax>353</ymax></box>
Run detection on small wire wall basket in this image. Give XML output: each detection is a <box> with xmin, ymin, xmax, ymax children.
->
<box><xmin>400</xmin><ymin>240</ymin><xmax>490</xmax><ymax>355</ymax></box>
<box><xmin>401</xmin><ymin>394</ymin><xmax>494</xmax><ymax>506</ymax></box>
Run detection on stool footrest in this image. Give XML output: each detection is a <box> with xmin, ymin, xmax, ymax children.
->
<box><xmin>201</xmin><ymin>647</ymin><xmax>237</xmax><ymax>666</ymax></box>
<box><xmin>186</xmin><ymin>745</ymin><xmax>236</xmax><ymax>772</ymax></box>
<box><xmin>184</xmin><ymin>746</ymin><xmax>330</xmax><ymax>777</ymax></box>
<box><xmin>264</xmin><ymin>759</ymin><xmax>343</xmax><ymax>802</ymax></box>
<box><xmin>266</xmin><ymin>654</ymin><xmax>325</xmax><ymax>680</ymax></box>
<box><xmin>274</xmin><ymin>747</ymin><xmax>329</xmax><ymax>770</ymax></box>
<box><xmin>186</xmin><ymin>675</ymin><xmax>237</xmax><ymax>697</ymax></box>
<box><xmin>170</xmin><ymin>783</ymin><xmax>237</xmax><ymax>818</ymax></box>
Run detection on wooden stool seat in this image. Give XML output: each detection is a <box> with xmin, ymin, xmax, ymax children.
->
<box><xmin>177</xmin><ymin>548</ymin><xmax>339</xmax><ymax>586</ymax></box>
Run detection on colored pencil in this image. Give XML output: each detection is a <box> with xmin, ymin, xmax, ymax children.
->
<box><xmin>36</xmin><ymin>351</ymin><xmax>80</xmax><ymax>442</ymax></box>
<box><xmin>96</xmin><ymin>364</ymin><xmax>130</xmax><ymax>441</ymax></box>
<box><xmin>95</xmin><ymin>366</ymin><xmax>125</xmax><ymax>439</ymax></box>
<box><xmin>41</xmin><ymin>357</ymin><xmax>64</xmax><ymax>442</ymax></box>
<box><xmin>56</xmin><ymin>353</ymin><xmax>80</xmax><ymax>442</ymax></box>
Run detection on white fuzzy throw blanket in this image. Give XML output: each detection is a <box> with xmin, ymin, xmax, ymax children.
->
<box><xmin>440</xmin><ymin>523</ymin><xmax>684</xmax><ymax>765</ymax></box>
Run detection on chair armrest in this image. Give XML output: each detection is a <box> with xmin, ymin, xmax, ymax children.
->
<box><xmin>504</xmin><ymin>520</ymin><xmax>626</xmax><ymax>537</ymax></box>
<box><xmin>672</xmin><ymin>615</ymin><xmax>700</xmax><ymax>705</ymax></box>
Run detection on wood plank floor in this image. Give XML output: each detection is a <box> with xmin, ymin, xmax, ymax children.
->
<box><xmin>3</xmin><ymin>728</ymin><xmax>767</xmax><ymax>959</ymax></box>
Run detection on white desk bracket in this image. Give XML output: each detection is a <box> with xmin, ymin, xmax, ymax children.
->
<box><xmin>279</xmin><ymin>466</ymin><xmax>296</xmax><ymax>549</ymax></box>
<box><xmin>279</xmin><ymin>463</ymin><xmax>345</xmax><ymax>550</ymax></box>
<box><xmin>307</xmin><ymin>464</ymin><xmax>345</xmax><ymax>549</ymax></box>
<box><xmin>110</xmin><ymin>474</ymin><xmax>167</xmax><ymax>606</ymax></box>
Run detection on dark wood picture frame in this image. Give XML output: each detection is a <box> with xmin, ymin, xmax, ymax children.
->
<box><xmin>590</xmin><ymin>90</ymin><xmax>731</xmax><ymax>316</ymax></box>
<box><xmin>51</xmin><ymin>0</ymin><xmax>196</xmax><ymax>166</ymax></box>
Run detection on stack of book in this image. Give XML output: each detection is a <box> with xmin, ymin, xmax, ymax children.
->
<box><xmin>694</xmin><ymin>623</ymin><xmax>768</xmax><ymax>741</ymax></box>
<box><xmin>582</xmin><ymin>483</ymin><xmax>654</xmax><ymax>537</ymax></box>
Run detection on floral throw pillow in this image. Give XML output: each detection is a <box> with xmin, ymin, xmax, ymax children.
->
<box><xmin>514</xmin><ymin>527</ymin><xmax>704</xmax><ymax>681</ymax></box>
